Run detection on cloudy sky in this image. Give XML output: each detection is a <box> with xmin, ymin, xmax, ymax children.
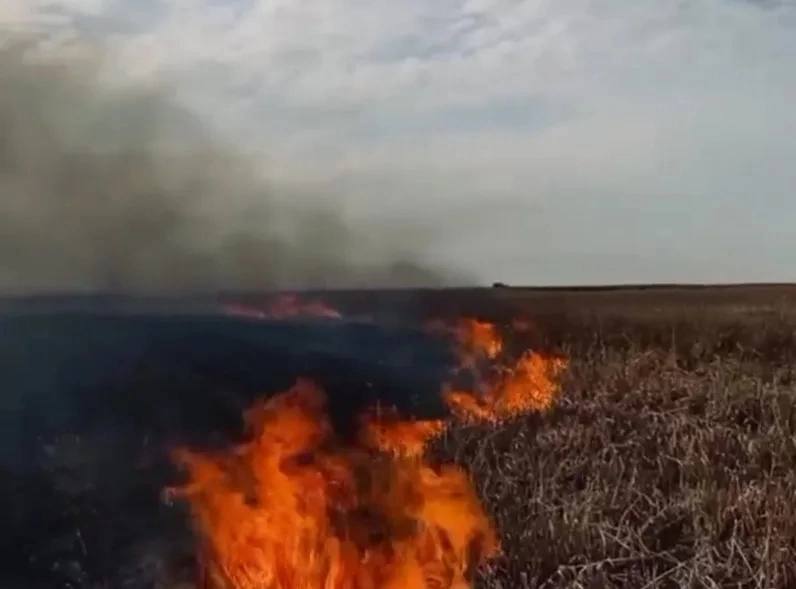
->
<box><xmin>2</xmin><ymin>0</ymin><xmax>795</xmax><ymax>285</ymax></box>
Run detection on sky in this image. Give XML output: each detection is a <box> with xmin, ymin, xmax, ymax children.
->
<box><xmin>2</xmin><ymin>0</ymin><xmax>795</xmax><ymax>285</ymax></box>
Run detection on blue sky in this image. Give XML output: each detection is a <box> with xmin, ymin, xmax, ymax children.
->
<box><xmin>2</xmin><ymin>0</ymin><xmax>795</xmax><ymax>284</ymax></box>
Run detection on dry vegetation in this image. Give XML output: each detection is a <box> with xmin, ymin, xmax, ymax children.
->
<box><xmin>420</xmin><ymin>290</ymin><xmax>796</xmax><ymax>588</ymax></box>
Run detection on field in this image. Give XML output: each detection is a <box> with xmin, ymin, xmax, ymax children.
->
<box><xmin>4</xmin><ymin>284</ymin><xmax>796</xmax><ymax>588</ymax></box>
<box><xmin>428</xmin><ymin>285</ymin><xmax>796</xmax><ymax>588</ymax></box>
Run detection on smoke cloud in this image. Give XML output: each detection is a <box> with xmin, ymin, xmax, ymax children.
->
<box><xmin>0</xmin><ymin>39</ymin><xmax>459</xmax><ymax>294</ymax></box>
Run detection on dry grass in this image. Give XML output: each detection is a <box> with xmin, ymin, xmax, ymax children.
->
<box><xmin>430</xmin><ymin>310</ymin><xmax>796</xmax><ymax>588</ymax></box>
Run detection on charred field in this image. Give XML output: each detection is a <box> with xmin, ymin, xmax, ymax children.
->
<box><xmin>4</xmin><ymin>284</ymin><xmax>796</xmax><ymax>588</ymax></box>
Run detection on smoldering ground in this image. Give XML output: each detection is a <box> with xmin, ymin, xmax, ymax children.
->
<box><xmin>0</xmin><ymin>40</ymin><xmax>458</xmax><ymax>294</ymax></box>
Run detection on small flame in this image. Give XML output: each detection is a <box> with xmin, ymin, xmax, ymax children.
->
<box><xmin>455</xmin><ymin>319</ymin><xmax>503</xmax><ymax>361</ymax></box>
<box><xmin>359</xmin><ymin>407</ymin><xmax>445</xmax><ymax>458</ymax></box>
<box><xmin>442</xmin><ymin>317</ymin><xmax>566</xmax><ymax>423</ymax></box>
<box><xmin>223</xmin><ymin>295</ymin><xmax>342</xmax><ymax>321</ymax></box>
<box><xmin>444</xmin><ymin>352</ymin><xmax>567</xmax><ymax>422</ymax></box>
<box><xmin>170</xmin><ymin>317</ymin><xmax>566</xmax><ymax>588</ymax></box>
<box><xmin>427</xmin><ymin>318</ymin><xmax>503</xmax><ymax>367</ymax></box>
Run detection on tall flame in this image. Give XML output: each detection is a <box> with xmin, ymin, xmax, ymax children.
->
<box><xmin>171</xmin><ymin>380</ymin><xmax>496</xmax><ymax>589</ymax></box>
<box><xmin>170</xmin><ymin>317</ymin><xmax>566</xmax><ymax>589</ymax></box>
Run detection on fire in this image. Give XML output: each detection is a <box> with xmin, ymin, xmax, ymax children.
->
<box><xmin>358</xmin><ymin>407</ymin><xmax>445</xmax><ymax>458</ymax></box>
<box><xmin>170</xmin><ymin>317</ymin><xmax>566</xmax><ymax>589</ymax></box>
<box><xmin>434</xmin><ymin>318</ymin><xmax>567</xmax><ymax>423</ymax></box>
<box><xmin>454</xmin><ymin>319</ymin><xmax>503</xmax><ymax>361</ymax></box>
<box><xmin>223</xmin><ymin>294</ymin><xmax>342</xmax><ymax>321</ymax></box>
<box><xmin>171</xmin><ymin>380</ymin><xmax>497</xmax><ymax>589</ymax></box>
<box><xmin>444</xmin><ymin>352</ymin><xmax>567</xmax><ymax>422</ymax></box>
<box><xmin>427</xmin><ymin>319</ymin><xmax>502</xmax><ymax>367</ymax></box>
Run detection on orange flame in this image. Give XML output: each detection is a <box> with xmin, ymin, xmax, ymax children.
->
<box><xmin>444</xmin><ymin>352</ymin><xmax>567</xmax><ymax>423</ymax></box>
<box><xmin>427</xmin><ymin>318</ymin><xmax>502</xmax><ymax>367</ymax></box>
<box><xmin>170</xmin><ymin>380</ymin><xmax>497</xmax><ymax>589</ymax></box>
<box><xmin>170</xmin><ymin>317</ymin><xmax>566</xmax><ymax>589</ymax></box>
<box><xmin>223</xmin><ymin>295</ymin><xmax>342</xmax><ymax>321</ymax></box>
<box><xmin>442</xmin><ymin>318</ymin><xmax>567</xmax><ymax>423</ymax></box>
<box><xmin>359</xmin><ymin>407</ymin><xmax>445</xmax><ymax>458</ymax></box>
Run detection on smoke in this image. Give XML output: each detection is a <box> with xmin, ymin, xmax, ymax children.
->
<box><xmin>0</xmin><ymin>39</ymin><xmax>460</xmax><ymax>294</ymax></box>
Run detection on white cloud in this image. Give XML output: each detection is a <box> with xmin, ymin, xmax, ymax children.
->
<box><xmin>2</xmin><ymin>0</ymin><xmax>795</xmax><ymax>283</ymax></box>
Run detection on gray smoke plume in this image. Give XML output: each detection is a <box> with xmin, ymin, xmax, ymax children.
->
<box><xmin>0</xmin><ymin>39</ymin><xmax>460</xmax><ymax>294</ymax></box>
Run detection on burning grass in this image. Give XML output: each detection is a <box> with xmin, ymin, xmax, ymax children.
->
<box><xmin>222</xmin><ymin>295</ymin><xmax>342</xmax><ymax>321</ymax></box>
<box><xmin>171</xmin><ymin>380</ymin><xmax>497</xmax><ymax>589</ymax></box>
